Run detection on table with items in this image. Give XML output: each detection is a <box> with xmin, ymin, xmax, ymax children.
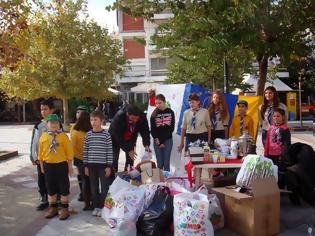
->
<box><xmin>187</xmin><ymin>139</ymin><xmax>246</xmax><ymax>187</ymax></box>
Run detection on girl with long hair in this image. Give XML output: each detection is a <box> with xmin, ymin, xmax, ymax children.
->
<box><xmin>259</xmin><ymin>86</ymin><xmax>287</xmax><ymax>145</ymax></box>
<box><xmin>150</xmin><ymin>94</ymin><xmax>175</xmax><ymax>171</ymax></box>
<box><xmin>70</xmin><ymin>110</ymin><xmax>92</xmax><ymax>210</ymax></box>
<box><xmin>208</xmin><ymin>90</ymin><xmax>230</xmax><ymax>144</ymax></box>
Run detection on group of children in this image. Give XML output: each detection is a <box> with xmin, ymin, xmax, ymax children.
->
<box><xmin>31</xmin><ymin>100</ymin><xmax>113</xmax><ymax>220</ymax></box>
<box><xmin>31</xmin><ymin>86</ymin><xmax>291</xmax><ymax>220</ymax></box>
<box><xmin>179</xmin><ymin>87</ymin><xmax>290</xmax><ymax>181</ymax></box>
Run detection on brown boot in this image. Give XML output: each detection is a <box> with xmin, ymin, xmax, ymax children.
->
<box><xmin>45</xmin><ymin>203</ymin><xmax>58</xmax><ymax>219</ymax></box>
<box><xmin>59</xmin><ymin>202</ymin><xmax>70</xmax><ymax>220</ymax></box>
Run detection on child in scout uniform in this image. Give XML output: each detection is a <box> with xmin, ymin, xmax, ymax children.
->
<box><xmin>71</xmin><ymin>109</ymin><xmax>92</xmax><ymax>210</ymax></box>
<box><xmin>229</xmin><ymin>100</ymin><xmax>254</xmax><ymax>139</ymax></box>
<box><xmin>38</xmin><ymin>114</ymin><xmax>74</xmax><ymax>220</ymax></box>
<box><xmin>208</xmin><ymin>90</ymin><xmax>230</xmax><ymax>145</ymax></box>
<box><xmin>72</xmin><ymin>105</ymin><xmax>89</xmax><ymax>202</ymax></box>
<box><xmin>178</xmin><ymin>93</ymin><xmax>211</xmax><ymax>153</ymax></box>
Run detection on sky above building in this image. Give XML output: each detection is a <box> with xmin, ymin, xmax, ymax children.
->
<box><xmin>87</xmin><ymin>0</ymin><xmax>117</xmax><ymax>32</ymax></box>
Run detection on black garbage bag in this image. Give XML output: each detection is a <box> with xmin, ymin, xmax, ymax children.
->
<box><xmin>137</xmin><ymin>186</ymin><xmax>173</xmax><ymax>236</ymax></box>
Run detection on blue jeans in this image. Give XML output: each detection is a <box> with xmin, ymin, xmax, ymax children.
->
<box><xmin>153</xmin><ymin>138</ymin><xmax>173</xmax><ymax>172</ymax></box>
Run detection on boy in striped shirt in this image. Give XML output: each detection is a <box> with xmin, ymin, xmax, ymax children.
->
<box><xmin>83</xmin><ymin>111</ymin><xmax>113</xmax><ymax>217</ymax></box>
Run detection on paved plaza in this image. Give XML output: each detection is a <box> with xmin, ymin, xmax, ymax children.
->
<box><xmin>0</xmin><ymin>124</ymin><xmax>314</xmax><ymax>236</ymax></box>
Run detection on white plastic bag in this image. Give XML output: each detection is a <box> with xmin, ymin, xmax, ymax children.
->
<box><xmin>214</xmin><ymin>138</ymin><xmax>230</xmax><ymax>148</ymax></box>
<box><xmin>195</xmin><ymin>186</ymin><xmax>224</xmax><ymax>231</ymax></box>
<box><xmin>102</xmin><ymin>177</ymin><xmax>145</xmax><ymax>235</ymax></box>
<box><xmin>168</xmin><ymin>181</ymin><xmax>190</xmax><ymax>196</ymax></box>
<box><xmin>236</xmin><ymin>154</ymin><xmax>278</xmax><ymax>188</ymax></box>
<box><xmin>208</xmin><ymin>194</ymin><xmax>224</xmax><ymax>231</ymax></box>
<box><xmin>174</xmin><ymin>192</ymin><xmax>214</xmax><ymax>236</ymax></box>
<box><xmin>140</xmin><ymin>150</ymin><xmax>152</xmax><ymax>161</ymax></box>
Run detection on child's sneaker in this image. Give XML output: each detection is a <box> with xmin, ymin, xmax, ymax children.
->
<box><xmin>92</xmin><ymin>208</ymin><xmax>100</xmax><ymax>216</ymax></box>
<box><xmin>96</xmin><ymin>209</ymin><xmax>103</xmax><ymax>217</ymax></box>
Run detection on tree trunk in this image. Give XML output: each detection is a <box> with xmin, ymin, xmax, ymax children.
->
<box><xmin>256</xmin><ymin>55</ymin><xmax>268</xmax><ymax>96</ymax></box>
<box><xmin>17</xmin><ymin>103</ymin><xmax>21</xmax><ymax>122</ymax></box>
<box><xmin>62</xmin><ymin>97</ymin><xmax>69</xmax><ymax>125</ymax></box>
<box><xmin>22</xmin><ymin>103</ymin><xmax>26</xmax><ymax>122</ymax></box>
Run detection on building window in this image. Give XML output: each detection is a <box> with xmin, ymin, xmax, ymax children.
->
<box><xmin>151</xmin><ymin>58</ymin><xmax>171</xmax><ymax>75</ymax></box>
<box><xmin>122</xmin><ymin>13</ymin><xmax>144</xmax><ymax>31</ymax></box>
<box><xmin>151</xmin><ymin>58</ymin><xmax>168</xmax><ymax>70</ymax></box>
<box><xmin>123</xmin><ymin>39</ymin><xmax>145</xmax><ymax>59</ymax></box>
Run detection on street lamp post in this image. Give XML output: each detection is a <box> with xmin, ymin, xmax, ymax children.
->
<box><xmin>298</xmin><ymin>70</ymin><xmax>304</xmax><ymax>128</ymax></box>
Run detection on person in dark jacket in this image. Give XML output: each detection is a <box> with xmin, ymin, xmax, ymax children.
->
<box><xmin>109</xmin><ymin>104</ymin><xmax>151</xmax><ymax>171</ymax></box>
<box><xmin>150</xmin><ymin>94</ymin><xmax>175</xmax><ymax>172</ymax></box>
<box><xmin>285</xmin><ymin>142</ymin><xmax>315</xmax><ymax>206</ymax></box>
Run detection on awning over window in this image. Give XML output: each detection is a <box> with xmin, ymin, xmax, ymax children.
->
<box><xmin>130</xmin><ymin>82</ymin><xmax>160</xmax><ymax>93</ymax></box>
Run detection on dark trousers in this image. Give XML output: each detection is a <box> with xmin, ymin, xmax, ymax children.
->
<box><xmin>74</xmin><ymin>159</ymin><xmax>90</xmax><ymax>193</ymax></box>
<box><xmin>37</xmin><ymin>163</ymin><xmax>47</xmax><ymax>196</ymax></box>
<box><xmin>112</xmin><ymin>138</ymin><xmax>135</xmax><ymax>172</ymax></box>
<box><xmin>88</xmin><ymin>165</ymin><xmax>112</xmax><ymax>209</ymax></box>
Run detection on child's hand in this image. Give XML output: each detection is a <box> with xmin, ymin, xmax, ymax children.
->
<box><xmin>159</xmin><ymin>144</ymin><xmax>165</xmax><ymax>149</ymax></box>
<box><xmin>128</xmin><ymin>150</ymin><xmax>137</xmax><ymax>160</ymax></box>
<box><xmin>155</xmin><ymin>138</ymin><xmax>160</xmax><ymax>145</ymax></box>
<box><xmin>105</xmin><ymin>167</ymin><xmax>111</xmax><ymax>177</ymax></box>
<box><xmin>178</xmin><ymin>143</ymin><xmax>184</xmax><ymax>153</ymax></box>
<box><xmin>41</xmin><ymin>167</ymin><xmax>44</xmax><ymax>174</ymax></box>
<box><xmin>68</xmin><ymin>165</ymin><xmax>73</xmax><ymax>176</ymax></box>
<box><xmin>84</xmin><ymin>167</ymin><xmax>89</xmax><ymax>176</ymax></box>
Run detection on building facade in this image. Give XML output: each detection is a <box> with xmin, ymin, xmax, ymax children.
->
<box><xmin>116</xmin><ymin>10</ymin><xmax>173</xmax><ymax>104</ymax></box>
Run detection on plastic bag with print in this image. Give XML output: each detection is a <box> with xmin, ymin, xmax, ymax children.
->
<box><xmin>102</xmin><ymin>177</ymin><xmax>145</xmax><ymax>235</ymax></box>
<box><xmin>236</xmin><ymin>154</ymin><xmax>278</xmax><ymax>188</ymax></box>
<box><xmin>174</xmin><ymin>192</ymin><xmax>214</xmax><ymax>236</ymax></box>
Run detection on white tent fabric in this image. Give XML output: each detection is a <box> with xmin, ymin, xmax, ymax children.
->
<box><xmin>107</xmin><ymin>88</ymin><xmax>121</xmax><ymax>95</ymax></box>
<box><xmin>130</xmin><ymin>82</ymin><xmax>159</xmax><ymax>93</ymax></box>
<box><xmin>232</xmin><ymin>74</ymin><xmax>293</xmax><ymax>94</ymax></box>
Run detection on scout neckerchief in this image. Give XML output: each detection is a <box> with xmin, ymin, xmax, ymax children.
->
<box><xmin>239</xmin><ymin>115</ymin><xmax>244</xmax><ymax>135</ymax></box>
<box><xmin>266</xmin><ymin>104</ymin><xmax>273</xmax><ymax>126</ymax></box>
<box><xmin>211</xmin><ymin>107</ymin><xmax>220</xmax><ymax>130</ymax></box>
<box><xmin>191</xmin><ymin>107</ymin><xmax>200</xmax><ymax>130</ymax></box>
<box><xmin>47</xmin><ymin>129</ymin><xmax>63</xmax><ymax>153</ymax></box>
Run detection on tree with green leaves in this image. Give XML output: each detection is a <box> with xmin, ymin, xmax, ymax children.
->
<box><xmin>110</xmin><ymin>0</ymin><xmax>315</xmax><ymax>95</ymax></box>
<box><xmin>0</xmin><ymin>0</ymin><xmax>125</xmax><ymax>124</ymax></box>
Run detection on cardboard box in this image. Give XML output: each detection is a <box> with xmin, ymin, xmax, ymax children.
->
<box><xmin>213</xmin><ymin>177</ymin><xmax>280</xmax><ymax>236</ymax></box>
<box><xmin>189</xmin><ymin>147</ymin><xmax>204</xmax><ymax>163</ymax></box>
<box><xmin>141</xmin><ymin>168</ymin><xmax>165</xmax><ymax>184</ymax></box>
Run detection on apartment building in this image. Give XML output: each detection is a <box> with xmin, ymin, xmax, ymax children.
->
<box><xmin>116</xmin><ymin>10</ymin><xmax>173</xmax><ymax>103</ymax></box>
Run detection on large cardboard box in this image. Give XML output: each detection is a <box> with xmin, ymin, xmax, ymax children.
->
<box><xmin>213</xmin><ymin>177</ymin><xmax>280</xmax><ymax>236</ymax></box>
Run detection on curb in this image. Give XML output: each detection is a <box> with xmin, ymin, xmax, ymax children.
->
<box><xmin>289</xmin><ymin>127</ymin><xmax>313</xmax><ymax>131</ymax></box>
<box><xmin>0</xmin><ymin>151</ymin><xmax>19</xmax><ymax>161</ymax></box>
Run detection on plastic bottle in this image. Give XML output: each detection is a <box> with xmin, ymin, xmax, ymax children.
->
<box><xmin>203</xmin><ymin>142</ymin><xmax>211</xmax><ymax>162</ymax></box>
